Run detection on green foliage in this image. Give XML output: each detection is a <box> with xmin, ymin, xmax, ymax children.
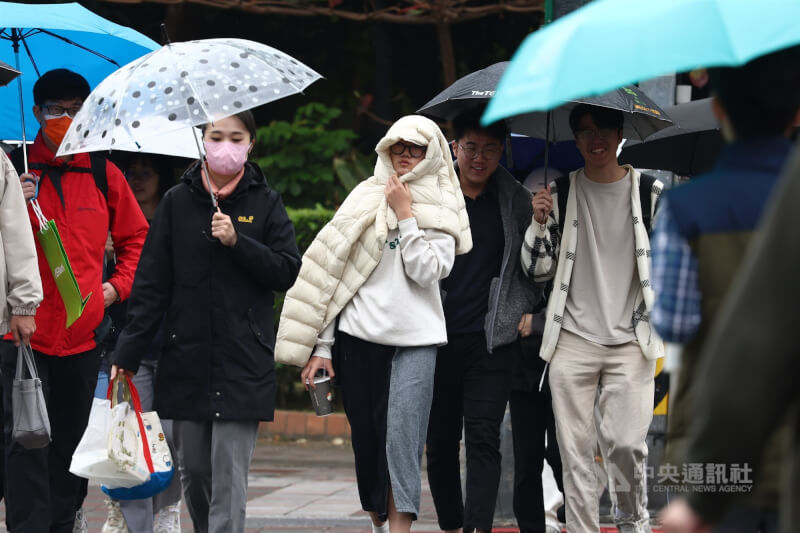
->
<box><xmin>286</xmin><ymin>204</ymin><xmax>336</xmax><ymax>253</ymax></box>
<box><xmin>254</xmin><ymin>103</ymin><xmax>359</xmax><ymax>208</ymax></box>
<box><xmin>333</xmin><ymin>150</ymin><xmax>375</xmax><ymax>193</ymax></box>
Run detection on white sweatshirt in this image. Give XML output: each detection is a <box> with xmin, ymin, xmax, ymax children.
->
<box><xmin>313</xmin><ymin>217</ymin><xmax>455</xmax><ymax>358</ymax></box>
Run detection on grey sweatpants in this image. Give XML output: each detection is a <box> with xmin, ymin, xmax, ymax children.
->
<box><xmin>386</xmin><ymin>345</ymin><xmax>437</xmax><ymax>516</ymax></box>
<box><xmin>172</xmin><ymin>419</ymin><xmax>259</xmax><ymax>533</ymax></box>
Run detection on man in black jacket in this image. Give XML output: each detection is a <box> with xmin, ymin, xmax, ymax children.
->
<box><xmin>426</xmin><ymin>109</ymin><xmax>542</xmax><ymax>533</ymax></box>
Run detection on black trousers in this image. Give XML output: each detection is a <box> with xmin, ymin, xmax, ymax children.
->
<box><xmin>336</xmin><ymin>332</ymin><xmax>393</xmax><ymax>521</ymax></box>
<box><xmin>509</xmin><ymin>335</ymin><xmax>563</xmax><ymax>533</ymax></box>
<box><xmin>0</xmin><ymin>341</ymin><xmax>101</xmax><ymax>533</ymax></box>
<box><xmin>426</xmin><ymin>332</ymin><xmax>514</xmax><ymax>533</ymax></box>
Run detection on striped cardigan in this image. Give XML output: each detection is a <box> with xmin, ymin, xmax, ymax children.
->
<box><xmin>520</xmin><ymin>165</ymin><xmax>664</xmax><ymax>362</ymax></box>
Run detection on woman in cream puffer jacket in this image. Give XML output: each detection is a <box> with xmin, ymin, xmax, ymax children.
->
<box><xmin>278</xmin><ymin>115</ymin><xmax>470</xmax><ymax>533</ymax></box>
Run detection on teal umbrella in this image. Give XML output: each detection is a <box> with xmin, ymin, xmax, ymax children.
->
<box><xmin>483</xmin><ymin>0</ymin><xmax>800</xmax><ymax>125</ymax></box>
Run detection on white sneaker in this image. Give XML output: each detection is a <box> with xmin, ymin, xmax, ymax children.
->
<box><xmin>72</xmin><ymin>507</ymin><xmax>88</xmax><ymax>533</ymax></box>
<box><xmin>102</xmin><ymin>499</ymin><xmax>129</xmax><ymax>533</ymax></box>
<box><xmin>153</xmin><ymin>501</ymin><xmax>182</xmax><ymax>533</ymax></box>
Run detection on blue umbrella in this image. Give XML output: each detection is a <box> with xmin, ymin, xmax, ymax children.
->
<box><xmin>0</xmin><ymin>2</ymin><xmax>158</xmax><ymax>148</ymax></box>
<box><xmin>483</xmin><ymin>0</ymin><xmax>800</xmax><ymax>125</ymax></box>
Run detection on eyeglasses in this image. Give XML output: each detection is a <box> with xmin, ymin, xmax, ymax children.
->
<box><xmin>456</xmin><ymin>143</ymin><xmax>501</xmax><ymax>160</ymax></box>
<box><xmin>575</xmin><ymin>127</ymin><xmax>618</xmax><ymax>141</ymax></box>
<box><xmin>41</xmin><ymin>103</ymin><xmax>82</xmax><ymax>118</ymax></box>
<box><xmin>389</xmin><ymin>142</ymin><xmax>426</xmax><ymax>158</ymax></box>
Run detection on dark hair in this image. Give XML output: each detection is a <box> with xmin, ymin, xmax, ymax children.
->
<box><xmin>708</xmin><ymin>44</ymin><xmax>800</xmax><ymax>138</ymax></box>
<box><xmin>33</xmin><ymin>69</ymin><xmax>90</xmax><ymax>107</ymax></box>
<box><xmin>201</xmin><ymin>110</ymin><xmax>257</xmax><ymax>141</ymax></box>
<box><xmin>568</xmin><ymin>104</ymin><xmax>624</xmax><ymax>135</ymax></box>
<box><xmin>124</xmin><ymin>154</ymin><xmax>176</xmax><ymax>200</ymax></box>
<box><xmin>452</xmin><ymin>107</ymin><xmax>507</xmax><ymax>142</ymax></box>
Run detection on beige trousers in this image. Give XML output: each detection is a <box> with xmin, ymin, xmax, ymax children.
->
<box><xmin>549</xmin><ymin>330</ymin><xmax>655</xmax><ymax>532</ymax></box>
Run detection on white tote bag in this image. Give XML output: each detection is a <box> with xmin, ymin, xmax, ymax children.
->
<box><xmin>69</xmin><ymin>376</ymin><xmax>150</xmax><ymax>488</ymax></box>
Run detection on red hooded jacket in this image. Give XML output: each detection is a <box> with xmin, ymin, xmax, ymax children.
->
<box><xmin>5</xmin><ymin>133</ymin><xmax>148</xmax><ymax>356</ymax></box>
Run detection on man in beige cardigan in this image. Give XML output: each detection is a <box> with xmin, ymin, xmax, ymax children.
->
<box><xmin>523</xmin><ymin>104</ymin><xmax>663</xmax><ymax>533</ymax></box>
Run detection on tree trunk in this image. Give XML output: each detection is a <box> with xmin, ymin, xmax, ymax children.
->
<box><xmin>435</xmin><ymin>19</ymin><xmax>457</xmax><ymax>88</ymax></box>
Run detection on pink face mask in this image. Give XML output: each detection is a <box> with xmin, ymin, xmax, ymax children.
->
<box><xmin>204</xmin><ymin>140</ymin><xmax>250</xmax><ymax>175</ymax></box>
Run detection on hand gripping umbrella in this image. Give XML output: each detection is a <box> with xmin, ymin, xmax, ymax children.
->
<box><xmin>57</xmin><ymin>37</ymin><xmax>323</xmax><ymax>208</ymax></box>
<box><xmin>0</xmin><ymin>1</ymin><xmax>159</xmax><ymax>169</ymax></box>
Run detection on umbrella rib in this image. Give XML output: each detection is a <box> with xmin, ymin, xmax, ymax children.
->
<box><xmin>20</xmin><ymin>35</ymin><xmax>41</xmax><ymax>78</ymax></box>
<box><xmin>37</xmin><ymin>28</ymin><xmax>121</xmax><ymax>67</ymax></box>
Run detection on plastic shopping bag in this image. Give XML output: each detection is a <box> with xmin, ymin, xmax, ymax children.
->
<box><xmin>102</xmin><ymin>408</ymin><xmax>175</xmax><ymax>500</ymax></box>
<box><xmin>69</xmin><ymin>376</ymin><xmax>150</xmax><ymax>488</ymax></box>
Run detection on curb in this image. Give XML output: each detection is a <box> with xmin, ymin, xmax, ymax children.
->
<box><xmin>259</xmin><ymin>409</ymin><xmax>351</xmax><ymax>439</ymax></box>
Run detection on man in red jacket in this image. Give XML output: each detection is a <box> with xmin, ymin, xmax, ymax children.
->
<box><xmin>0</xmin><ymin>69</ymin><xmax>148</xmax><ymax>533</ymax></box>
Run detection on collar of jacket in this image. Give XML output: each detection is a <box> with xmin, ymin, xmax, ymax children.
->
<box><xmin>29</xmin><ymin>131</ymin><xmax>92</xmax><ymax>170</ymax></box>
<box><xmin>182</xmin><ymin>161</ymin><xmax>268</xmax><ymax>201</ymax></box>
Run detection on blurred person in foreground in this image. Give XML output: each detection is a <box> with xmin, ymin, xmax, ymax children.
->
<box><xmin>277</xmin><ymin>115</ymin><xmax>470</xmax><ymax>533</ymax></box>
<box><xmin>651</xmin><ymin>45</ymin><xmax>800</xmax><ymax>532</ymax></box>
<box><xmin>2</xmin><ymin>68</ymin><xmax>147</xmax><ymax>533</ymax></box>
<box><xmin>658</xmin><ymin>141</ymin><xmax>800</xmax><ymax>533</ymax></box>
<box><xmin>111</xmin><ymin>110</ymin><xmax>301</xmax><ymax>533</ymax></box>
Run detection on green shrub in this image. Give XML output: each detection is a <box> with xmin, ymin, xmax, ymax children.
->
<box><xmin>255</xmin><ymin>102</ymin><xmax>359</xmax><ymax>208</ymax></box>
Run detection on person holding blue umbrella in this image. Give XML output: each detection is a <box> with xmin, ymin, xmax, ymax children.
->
<box><xmin>1</xmin><ymin>68</ymin><xmax>149</xmax><ymax>533</ymax></box>
<box><xmin>653</xmin><ymin>45</ymin><xmax>800</xmax><ymax>533</ymax></box>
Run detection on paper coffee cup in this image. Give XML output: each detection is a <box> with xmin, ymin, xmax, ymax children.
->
<box><xmin>308</xmin><ymin>375</ymin><xmax>333</xmax><ymax>416</ymax></box>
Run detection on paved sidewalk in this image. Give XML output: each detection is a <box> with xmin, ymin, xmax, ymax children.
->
<box><xmin>0</xmin><ymin>437</ymin><xmax>661</xmax><ymax>532</ymax></box>
<box><xmin>0</xmin><ymin>438</ymin><xmax>446</xmax><ymax>533</ymax></box>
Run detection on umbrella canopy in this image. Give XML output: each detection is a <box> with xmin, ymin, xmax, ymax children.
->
<box><xmin>0</xmin><ymin>60</ymin><xmax>20</xmax><ymax>86</ymax></box>
<box><xmin>482</xmin><ymin>0</ymin><xmax>800</xmax><ymax>125</ymax></box>
<box><xmin>619</xmin><ymin>98</ymin><xmax>724</xmax><ymax>175</ymax></box>
<box><xmin>418</xmin><ymin>61</ymin><xmax>508</xmax><ymax>120</ymax></box>
<box><xmin>57</xmin><ymin>38</ymin><xmax>322</xmax><ymax>159</ymax></box>
<box><xmin>0</xmin><ymin>2</ymin><xmax>159</xmax><ymax>141</ymax></box>
<box><xmin>507</xmin><ymin>86</ymin><xmax>672</xmax><ymax>142</ymax></box>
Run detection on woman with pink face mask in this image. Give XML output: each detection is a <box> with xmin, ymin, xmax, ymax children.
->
<box><xmin>110</xmin><ymin>110</ymin><xmax>302</xmax><ymax>533</ymax></box>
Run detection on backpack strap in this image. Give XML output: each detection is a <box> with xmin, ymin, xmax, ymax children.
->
<box><xmin>9</xmin><ymin>146</ymin><xmax>109</xmax><ymax>204</ymax></box>
<box><xmin>89</xmin><ymin>153</ymin><xmax>108</xmax><ymax>201</ymax></box>
<box><xmin>639</xmin><ymin>173</ymin><xmax>657</xmax><ymax>233</ymax></box>
<box><xmin>554</xmin><ymin>175</ymin><xmax>570</xmax><ymax>232</ymax></box>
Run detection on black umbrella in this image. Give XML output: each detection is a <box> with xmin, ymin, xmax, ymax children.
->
<box><xmin>0</xmin><ymin>60</ymin><xmax>20</xmax><ymax>87</ymax></box>
<box><xmin>418</xmin><ymin>61</ymin><xmax>508</xmax><ymax>120</ymax></box>
<box><xmin>619</xmin><ymin>98</ymin><xmax>723</xmax><ymax>176</ymax></box>
<box><xmin>419</xmin><ymin>64</ymin><xmax>672</xmax><ymax>186</ymax></box>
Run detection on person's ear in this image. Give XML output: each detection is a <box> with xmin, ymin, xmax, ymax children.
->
<box><xmin>32</xmin><ymin>105</ymin><xmax>43</xmax><ymax>124</ymax></box>
<box><xmin>450</xmin><ymin>140</ymin><xmax>458</xmax><ymax>156</ymax></box>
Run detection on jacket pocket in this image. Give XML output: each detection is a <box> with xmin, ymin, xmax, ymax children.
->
<box><xmin>247</xmin><ymin>308</ymin><xmax>273</xmax><ymax>352</ymax></box>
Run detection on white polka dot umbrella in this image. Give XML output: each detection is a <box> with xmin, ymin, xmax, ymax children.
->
<box><xmin>56</xmin><ymin>37</ymin><xmax>322</xmax><ymax>159</ymax></box>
